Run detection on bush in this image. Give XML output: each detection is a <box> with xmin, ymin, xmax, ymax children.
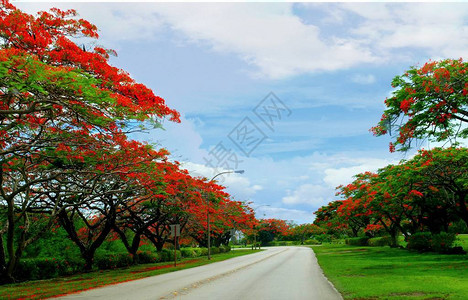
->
<box><xmin>16</xmin><ymin>257</ymin><xmax>84</xmax><ymax>281</ymax></box>
<box><xmin>304</xmin><ymin>239</ymin><xmax>321</xmax><ymax>245</ymax></box>
<box><xmin>157</xmin><ymin>249</ymin><xmax>181</xmax><ymax>262</ymax></box>
<box><xmin>180</xmin><ymin>248</ymin><xmax>197</xmax><ymax>258</ymax></box>
<box><xmin>431</xmin><ymin>232</ymin><xmax>456</xmax><ymax>253</ymax></box>
<box><xmin>220</xmin><ymin>245</ymin><xmax>231</xmax><ymax>252</ymax></box>
<box><xmin>345</xmin><ymin>237</ymin><xmax>369</xmax><ymax>246</ymax></box>
<box><xmin>368</xmin><ymin>236</ymin><xmax>392</xmax><ymax>247</ymax></box>
<box><xmin>406</xmin><ymin>232</ymin><xmax>432</xmax><ymax>252</ymax></box>
<box><xmin>192</xmin><ymin>248</ymin><xmax>203</xmax><ymax>256</ymax></box>
<box><xmin>210</xmin><ymin>247</ymin><xmax>220</xmax><ymax>254</ymax></box>
<box><xmin>315</xmin><ymin>234</ymin><xmax>332</xmax><ymax>243</ymax></box>
<box><xmin>267</xmin><ymin>241</ymin><xmax>302</xmax><ymax>246</ymax></box>
<box><xmin>136</xmin><ymin>251</ymin><xmax>159</xmax><ymax>264</ymax></box>
<box><xmin>406</xmin><ymin>232</ymin><xmax>456</xmax><ymax>253</ymax></box>
<box><xmin>95</xmin><ymin>252</ymin><xmax>133</xmax><ymax>270</ymax></box>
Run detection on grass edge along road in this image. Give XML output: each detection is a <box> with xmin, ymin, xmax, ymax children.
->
<box><xmin>0</xmin><ymin>249</ymin><xmax>260</xmax><ymax>300</ymax></box>
<box><xmin>311</xmin><ymin>242</ymin><xmax>468</xmax><ymax>300</ymax></box>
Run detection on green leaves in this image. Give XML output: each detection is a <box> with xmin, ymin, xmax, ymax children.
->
<box><xmin>372</xmin><ymin>58</ymin><xmax>468</xmax><ymax>152</ymax></box>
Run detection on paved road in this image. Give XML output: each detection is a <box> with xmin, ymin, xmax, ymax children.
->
<box><xmin>56</xmin><ymin>246</ymin><xmax>342</xmax><ymax>300</ymax></box>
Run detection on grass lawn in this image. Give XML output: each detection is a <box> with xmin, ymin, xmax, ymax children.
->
<box><xmin>312</xmin><ymin>241</ymin><xmax>468</xmax><ymax>300</ymax></box>
<box><xmin>0</xmin><ymin>249</ymin><xmax>260</xmax><ymax>300</ymax></box>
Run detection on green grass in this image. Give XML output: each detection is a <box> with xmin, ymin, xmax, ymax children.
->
<box><xmin>0</xmin><ymin>249</ymin><xmax>260</xmax><ymax>300</ymax></box>
<box><xmin>454</xmin><ymin>234</ymin><xmax>468</xmax><ymax>250</ymax></box>
<box><xmin>312</xmin><ymin>243</ymin><xmax>468</xmax><ymax>300</ymax></box>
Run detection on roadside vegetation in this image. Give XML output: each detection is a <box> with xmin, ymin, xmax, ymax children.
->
<box><xmin>312</xmin><ymin>239</ymin><xmax>468</xmax><ymax>300</ymax></box>
<box><xmin>0</xmin><ymin>249</ymin><xmax>259</xmax><ymax>300</ymax></box>
<box><xmin>310</xmin><ymin>58</ymin><xmax>468</xmax><ymax>299</ymax></box>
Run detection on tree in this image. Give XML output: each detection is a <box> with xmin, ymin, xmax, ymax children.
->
<box><xmin>371</xmin><ymin>58</ymin><xmax>468</xmax><ymax>152</ymax></box>
<box><xmin>289</xmin><ymin>223</ymin><xmax>325</xmax><ymax>244</ymax></box>
<box><xmin>0</xmin><ymin>1</ymin><xmax>179</xmax><ymax>281</ymax></box>
<box><xmin>255</xmin><ymin>218</ymin><xmax>289</xmax><ymax>246</ymax></box>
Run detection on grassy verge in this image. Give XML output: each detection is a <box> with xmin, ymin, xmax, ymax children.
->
<box><xmin>312</xmin><ymin>243</ymin><xmax>468</xmax><ymax>300</ymax></box>
<box><xmin>0</xmin><ymin>249</ymin><xmax>260</xmax><ymax>300</ymax></box>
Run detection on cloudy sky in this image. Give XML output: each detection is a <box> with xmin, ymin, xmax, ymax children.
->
<box><xmin>19</xmin><ymin>1</ymin><xmax>468</xmax><ymax>223</ymax></box>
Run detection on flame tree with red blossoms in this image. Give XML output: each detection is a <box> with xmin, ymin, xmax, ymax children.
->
<box><xmin>0</xmin><ymin>1</ymin><xmax>179</xmax><ymax>282</ymax></box>
<box><xmin>371</xmin><ymin>58</ymin><xmax>468</xmax><ymax>152</ymax></box>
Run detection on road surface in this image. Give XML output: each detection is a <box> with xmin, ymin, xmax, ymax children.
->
<box><xmin>55</xmin><ymin>246</ymin><xmax>342</xmax><ymax>300</ymax></box>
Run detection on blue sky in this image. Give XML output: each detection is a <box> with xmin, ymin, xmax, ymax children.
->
<box><xmin>20</xmin><ymin>2</ymin><xmax>468</xmax><ymax>223</ymax></box>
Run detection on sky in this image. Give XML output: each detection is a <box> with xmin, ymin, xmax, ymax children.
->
<box><xmin>18</xmin><ymin>1</ymin><xmax>468</xmax><ymax>223</ymax></box>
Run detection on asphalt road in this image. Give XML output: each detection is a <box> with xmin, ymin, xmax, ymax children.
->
<box><xmin>55</xmin><ymin>246</ymin><xmax>342</xmax><ymax>300</ymax></box>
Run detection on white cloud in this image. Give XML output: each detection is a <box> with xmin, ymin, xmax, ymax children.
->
<box><xmin>351</xmin><ymin>74</ymin><xmax>376</xmax><ymax>85</ymax></box>
<box><xmin>342</xmin><ymin>3</ymin><xmax>468</xmax><ymax>60</ymax></box>
<box><xmin>17</xmin><ymin>3</ymin><xmax>166</xmax><ymax>47</ymax></box>
<box><xmin>151</xmin><ymin>3</ymin><xmax>376</xmax><ymax>79</ymax></box>
<box><xmin>323</xmin><ymin>157</ymin><xmax>397</xmax><ymax>189</ymax></box>
<box><xmin>181</xmin><ymin>162</ymin><xmax>262</xmax><ymax>200</ymax></box>
<box><xmin>282</xmin><ymin>184</ymin><xmax>329</xmax><ymax>206</ymax></box>
<box><xmin>260</xmin><ymin>207</ymin><xmax>315</xmax><ymax>224</ymax></box>
<box><xmin>18</xmin><ymin>3</ymin><xmax>468</xmax><ymax>79</ymax></box>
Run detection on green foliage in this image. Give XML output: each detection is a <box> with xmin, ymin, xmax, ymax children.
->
<box><xmin>314</xmin><ymin>234</ymin><xmax>333</xmax><ymax>243</ymax></box>
<box><xmin>267</xmin><ymin>240</ymin><xmax>300</xmax><ymax>246</ymax></box>
<box><xmin>221</xmin><ymin>245</ymin><xmax>231</xmax><ymax>252</ymax></box>
<box><xmin>431</xmin><ymin>232</ymin><xmax>457</xmax><ymax>253</ymax></box>
<box><xmin>367</xmin><ymin>236</ymin><xmax>392</xmax><ymax>247</ymax></box>
<box><xmin>157</xmin><ymin>249</ymin><xmax>181</xmax><ymax>262</ymax></box>
<box><xmin>95</xmin><ymin>253</ymin><xmax>133</xmax><ymax>270</ymax></box>
<box><xmin>199</xmin><ymin>248</ymin><xmax>209</xmax><ymax>256</ymax></box>
<box><xmin>406</xmin><ymin>232</ymin><xmax>456</xmax><ymax>253</ymax></box>
<box><xmin>136</xmin><ymin>251</ymin><xmax>159</xmax><ymax>264</ymax></box>
<box><xmin>449</xmin><ymin>220</ymin><xmax>468</xmax><ymax>234</ymax></box>
<box><xmin>345</xmin><ymin>237</ymin><xmax>369</xmax><ymax>246</ymax></box>
<box><xmin>22</xmin><ymin>226</ymin><xmax>79</xmax><ymax>259</ymax></box>
<box><xmin>304</xmin><ymin>239</ymin><xmax>321</xmax><ymax>245</ymax></box>
<box><xmin>406</xmin><ymin>232</ymin><xmax>432</xmax><ymax>252</ymax></box>
<box><xmin>180</xmin><ymin>248</ymin><xmax>197</xmax><ymax>258</ymax></box>
<box><xmin>0</xmin><ymin>250</ymin><xmax>256</xmax><ymax>299</ymax></box>
<box><xmin>16</xmin><ymin>257</ymin><xmax>84</xmax><ymax>281</ymax></box>
<box><xmin>372</xmin><ymin>59</ymin><xmax>468</xmax><ymax>152</ymax></box>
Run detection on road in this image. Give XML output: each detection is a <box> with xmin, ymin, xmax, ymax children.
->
<box><xmin>55</xmin><ymin>246</ymin><xmax>342</xmax><ymax>300</ymax></box>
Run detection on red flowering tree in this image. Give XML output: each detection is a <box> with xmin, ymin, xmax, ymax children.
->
<box><xmin>0</xmin><ymin>1</ymin><xmax>179</xmax><ymax>282</ymax></box>
<box><xmin>371</xmin><ymin>58</ymin><xmax>468</xmax><ymax>152</ymax></box>
<box><xmin>255</xmin><ymin>218</ymin><xmax>289</xmax><ymax>246</ymax></box>
<box><xmin>313</xmin><ymin>201</ymin><xmax>348</xmax><ymax>236</ymax></box>
<box><xmin>288</xmin><ymin>223</ymin><xmax>325</xmax><ymax>244</ymax></box>
<box><xmin>411</xmin><ymin>147</ymin><xmax>468</xmax><ymax>228</ymax></box>
<box><xmin>335</xmin><ymin>172</ymin><xmax>378</xmax><ymax>237</ymax></box>
<box><xmin>183</xmin><ymin>178</ymin><xmax>255</xmax><ymax>248</ymax></box>
<box><xmin>54</xmin><ymin>138</ymin><xmax>168</xmax><ymax>270</ymax></box>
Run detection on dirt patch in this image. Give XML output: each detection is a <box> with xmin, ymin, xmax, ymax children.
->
<box><xmin>389</xmin><ymin>292</ymin><xmax>428</xmax><ymax>296</ymax></box>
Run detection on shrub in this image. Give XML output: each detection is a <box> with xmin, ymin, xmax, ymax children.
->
<box><xmin>220</xmin><ymin>245</ymin><xmax>231</xmax><ymax>253</ymax></box>
<box><xmin>158</xmin><ymin>249</ymin><xmax>181</xmax><ymax>262</ymax></box>
<box><xmin>315</xmin><ymin>234</ymin><xmax>332</xmax><ymax>243</ymax></box>
<box><xmin>95</xmin><ymin>252</ymin><xmax>133</xmax><ymax>270</ymax></box>
<box><xmin>407</xmin><ymin>232</ymin><xmax>457</xmax><ymax>253</ymax></box>
<box><xmin>431</xmin><ymin>232</ymin><xmax>456</xmax><ymax>253</ymax></box>
<box><xmin>210</xmin><ymin>247</ymin><xmax>220</xmax><ymax>254</ymax></box>
<box><xmin>199</xmin><ymin>248</ymin><xmax>208</xmax><ymax>256</ymax></box>
<box><xmin>16</xmin><ymin>257</ymin><xmax>84</xmax><ymax>281</ymax></box>
<box><xmin>368</xmin><ymin>236</ymin><xmax>392</xmax><ymax>247</ymax></box>
<box><xmin>345</xmin><ymin>237</ymin><xmax>369</xmax><ymax>246</ymax></box>
<box><xmin>136</xmin><ymin>251</ymin><xmax>159</xmax><ymax>264</ymax></box>
<box><xmin>303</xmin><ymin>239</ymin><xmax>321</xmax><ymax>245</ymax></box>
<box><xmin>406</xmin><ymin>232</ymin><xmax>432</xmax><ymax>252</ymax></box>
<box><xmin>192</xmin><ymin>248</ymin><xmax>203</xmax><ymax>256</ymax></box>
<box><xmin>181</xmin><ymin>248</ymin><xmax>196</xmax><ymax>258</ymax></box>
